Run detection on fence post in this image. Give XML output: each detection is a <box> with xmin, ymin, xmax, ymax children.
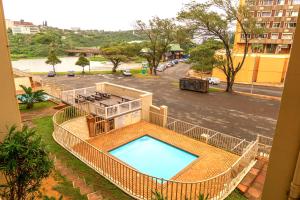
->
<box><xmin>159</xmin><ymin>106</ymin><xmax>168</xmax><ymax>128</ymax></box>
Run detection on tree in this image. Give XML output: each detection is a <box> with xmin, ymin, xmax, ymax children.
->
<box><xmin>75</xmin><ymin>53</ymin><xmax>90</xmax><ymax>74</ymax></box>
<box><xmin>0</xmin><ymin>126</ymin><xmax>53</xmax><ymax>200</ymax></box>
<box><xmin>45</xmin><ymin>47</ymin><xmax>61</xmax><ymax>73</ymax></box>
<box><xmin>101</xmin><ymin>43</ymin><xmax>141</xmax><ymax>73</ymax></box>
<box><xmin>178</xmin><ymin>0</ymin><xmax>261</xmax><ymax>92</ymax></box>
<box><xmin>18</xmin><ymin>85</ymin><xmax>46</xmax><ymax>109</ymax></box>
<box><xmin>190</xmin><ymin>39</ymin><xmax>223</xmax><ymax>78</ymax></box>
<box><xmin>136</xmin><ymin>17</ymin><xmax>176</xmax><ymax>75</ymax></box>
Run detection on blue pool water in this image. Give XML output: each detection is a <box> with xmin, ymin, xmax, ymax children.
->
<box><xmin>109</xmin><ymin>135</ymin><xmax>198</xmax><ymax>179</ymax></box>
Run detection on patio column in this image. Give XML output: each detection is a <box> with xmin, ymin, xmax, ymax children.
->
<box><xmin>261</xmin><ymin>15</ymin><xmax>300</xmax><ymax>200</ymax></box>
<box><xmin>0</xmin><ymin>0</ymin><xmax>21</xmax><ymax>141</ymax></box>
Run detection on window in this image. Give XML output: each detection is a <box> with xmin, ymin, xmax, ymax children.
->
<box><xmin>287</xmin><ymin>22</ymin><xmax>297</xmax><ymax>28</ymax></box>
<box><xmin>257</xmin><ymin>12</ymin><xmax>262</xmax><ymax>17</ymax></box>
<box><xmin>271</xmin><ymin>33</ymin><xmax>279</xmax><ymax>39</ymax></box>
<box><xmin>272</xmin><ymin>22</ymin><xmax>281</xmax><ymax>28</ymax></box>
<box><xmin>282</xmin><ymin>33</ymin><xmax>293</xmax><ymax>39</ymax></box>
<box><xmin>255</xmin><ymin>34</ymin><xmax>268</xmax><ymax>38</ymax></box>
<box><xmin>241</xmin><ymin>34</ymin><xmax>251</xmax><ymax>39</ymax></box>
<box><xmin>263</xmin><ymin>0</ymin><xmax>273</xmax><ymax>5</ymax></box>
<box><xmin>277</xmin><ymin>0</ymin><xmax>285</xmax><ymax>4</ymax></box>
<box><xmin>262</xmin><ymin>11</ymin><xmax>272</xmax><ymax>17</ymax></box>
<box><xmin>256</xmin><ymin>23</ymin><xmax>266</xmax><ymax>28</ymax></box>
<box><xmin>291</xmin><ymin>11</ymin><xmax>299</xmax><ymax>16</ymax></box>
<box><xmin>275</xmin><ymin>10</ymin><xmax>283</xmax><ymax>17</ymax></box>
<box><xmin>293</xmin><ymin>0</ymin><xmax>300</xmax><ymax>4</ymax></box>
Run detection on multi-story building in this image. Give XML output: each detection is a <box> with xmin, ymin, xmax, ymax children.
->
<box><xmin>6</xmin><ymin>19</ymin><xmax>40</xmax><ymax>35</ymax></box>
<box><xmin>234</xmin><ymin>0</ymin><xmax>300</xmax><ymax>54</ymax></box>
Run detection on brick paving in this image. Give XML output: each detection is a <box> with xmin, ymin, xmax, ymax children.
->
<box><xmin>237</xmin><ymin>158</ymin><xmax>269</xmax><ymax>199</ymax></box>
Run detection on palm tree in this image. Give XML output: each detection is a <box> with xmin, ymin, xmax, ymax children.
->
<box><xmin>19</xmin><ymin>85</ymin><xmax>46</xmax><ymax>109</ymax></box>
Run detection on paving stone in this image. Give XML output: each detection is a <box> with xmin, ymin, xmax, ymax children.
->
<box><xmin>240</xmin><ymin>173</ymin><xmax>256</xmax><ymax>187</ymax></box>
<box><xmin>255</xmin><ymin>174</ymin><xmax>266</xmax><ymax>185</ymax></box>
<box><xmin>249</xmin><ymin>168</ymin><xmax>260</xmax><ymax>176</ymax></box>
<box><xmin>247</xmin><ymin>186</ymin><xmax>262</xmax><ymax>199</ymax></box>
<box><xmin>237</xmin><ymin>184</ymin><xmax>248</xmax><ymax>193</ymax></box>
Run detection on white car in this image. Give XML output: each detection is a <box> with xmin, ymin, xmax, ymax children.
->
<box><xmin>122</xmin><ymin>69</ymin><xmax>132</xmax><ymax>76</ymax></box>
<box><xmin>156</xmin><ymin>64</ymin><xmax>166</xmax><ymax>72</ymax></box>
<box><xmin>207</xmin><ymin>77</ymin><xmax>221</xmax><ymax>85</ymax></box>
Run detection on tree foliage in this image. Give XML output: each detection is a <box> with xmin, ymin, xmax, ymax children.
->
<box><xmin>45</xmin><ymin>47</ymin><xmax>61</xmax><ymax>73</ymax></box>
<box><xmin>136</xmin><ymin>17</ymin><xmax>177</xmax><ymax>75</ymax></box>
<box><xmin>101</xmin><ymin>43</ymin><xmax>142</xmax><ymax>72</ymax></box>
<box><xmin>18</xmin><ymin>85</ymin><xmax>47</xmax><ymax>109</ymax></box>
<box><xmin>8</xmin><ymin>28</ymin><xmax>146</xmax><ymax>59</ymax></box>
<box><xmin>0</xmin><ymin>126</ymin><xmax>53</xmax><ymax>200</ymax></box>
<box><xmin>178</xmin><ymin>0</ymin><xmax>262</xmax><ymax>92</ymax></box>
<box><xmin>190</xmin><ymin>39</ymin><xmax>223</xmax><ymax>75</ymax></box>
<box><xmin>75</xmin><ymin>53</ymin><xmax>90</xmax><ymax>74</ymax></box>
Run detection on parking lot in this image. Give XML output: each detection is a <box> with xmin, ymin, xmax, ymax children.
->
<box><xmin>43</xmin><ymin>63</ymin><xmax>280</xmax><ymax>141</ymax></box>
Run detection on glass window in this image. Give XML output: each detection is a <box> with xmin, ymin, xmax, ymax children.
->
<box><xmin>293</xmin><ymin>0</ymin><xmax>300</xmax><ymax>4</ymax></box>
<box><xmin>282</xmin><ymin>33</ymin><xmax>293</xmax><ymax>39</ymax></box>
<box><xmin>277</xmin><ymin>0</ymin><xmax>285</xmax><ymax>4</ymax></box>
<box><xmin>292</xmin><ymin>11</ymin><xmax>299</xmax><ymax>16</ymax></box>
<box><xmin>287</xmin><ymin>22</ymin><xmax>297</xmax><ymax>28</ymax></box>
<box><xmin>271</xmin><ymin>33</ymin><xmax>279</xmax><ymax>39</ymax></box>
<box><xmin>272</xmin><ymin>22</ymin><xmax>281</xmax><ymax>28</ymax></box>
<box><xmin>275</xmin><ymin>10</ymin><xmax>283</xmax><ymax>17</ymax></box>
<box><xmin>262</xmin><ymin>11</ymin><xmax>272</xmax><ymax>17</ymax></box>
<box><xmin>263</xmin><ymin>0</ymin><xmax>273</xmax><ymax>4</ymax></box>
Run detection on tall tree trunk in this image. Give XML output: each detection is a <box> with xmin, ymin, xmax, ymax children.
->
<box><xmin>82</xmin><ymin>66</ymin><xmax>85</xmax><ymax>74</ymax></box>
<box><xmin>149</xmin><ymin>67</ymin><xmax>153</xmax><ymax>75</ymax></box>
<box><xmin>112</xmin><ymin>65</ymin><xmax>117</xmax><ymax>73</ymax></box>
<box><xmin>225</xmin><ymin>75</ymin><xmax>235</xmax><ymax>93</ymax></box>
<box><xmin>52</xmin><ymin>65</ymin><xmax>56</xmax><ymax>73</ymax></box>
<box><xmin>89</xmin><ymin>64</ymin><xmax>90</xmax><ymax>73</ymax></box>
<box><xmin>153</xmin><ymin>67</ymin><xmax>157</xmax><ymax>75</ymax></box>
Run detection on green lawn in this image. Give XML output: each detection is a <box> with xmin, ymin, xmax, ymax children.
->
<box><xmin>33</xmin><ymin>116</ymin><xmax>133</xmax><ymax>200</ymax></box>
<box><xmin>19</xmin><ymin>101</ymin><xmax>56</xmax><ymax>112</ymax></box>
<box><xmin>52</xmin><ymin>171</ymin><xmax>87</xmax><ymax>200</ymax></box>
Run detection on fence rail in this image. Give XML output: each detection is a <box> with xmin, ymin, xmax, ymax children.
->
<box><xmin>53</xmin><ymin>107</ymin><xmax>261</xmax><ymax>200</ymax></box>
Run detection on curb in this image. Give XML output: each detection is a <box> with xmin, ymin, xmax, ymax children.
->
<box><xmin>235</xmin><ymin>91</ymin><xmax>281</xmax><ymax>101</ymax></box>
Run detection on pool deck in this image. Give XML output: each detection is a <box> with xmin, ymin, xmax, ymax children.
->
<box><xmin>86</xmin><ymin>121</ymin><xmax>239</xmax><ymax>182</ymax></box>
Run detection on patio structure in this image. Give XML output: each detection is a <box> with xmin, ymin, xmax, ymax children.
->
<box><xmin>50</xmin><ymin>83</ymin><xmax>273</xmax><ymax>200</ymax></box>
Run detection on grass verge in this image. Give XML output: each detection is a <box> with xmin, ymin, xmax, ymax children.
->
<box><xmin>225</xmin><ymin>189</ymin><xmax>247</xmax><ymax>200</ymax></box>
<box><xmin>19</xmin><ymin>101</ymin><xmax>56</xmax><ymax>113</ymax></box>
<box><xmin>33</xmin><ymin>116</ymin><xmax>133</xmax><ymax>200</ymax></box>
<box><xmin>52</xmin><ymin>171</ymin><xmax>87</xmax><ymax>200</ymax></box>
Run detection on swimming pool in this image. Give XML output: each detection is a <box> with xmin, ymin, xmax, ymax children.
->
<box><xmin>109</xmin><ymin>135</ymin><xmax>198</xmax><ymax>179</ymax></box>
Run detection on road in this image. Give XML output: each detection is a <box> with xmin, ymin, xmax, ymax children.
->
<box><xmin>159</xmin><ymin>63</ymin><xmax>283</xmax><ymax>97</ymax></box>
<box><xmin>43</xmin><ymin>63</ymin><xmax>280</xmax><ymax>141</ymax></box>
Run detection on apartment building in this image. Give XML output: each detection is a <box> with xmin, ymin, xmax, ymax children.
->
<box><xmin>234</xmin><ymin>0</ymin><xmax>300</xmax><ymax>54</ymax></box>
<box><xmin>5</xmin><ymin>19</ymin><xmax>40</xmax><ymax>35</ymax></box>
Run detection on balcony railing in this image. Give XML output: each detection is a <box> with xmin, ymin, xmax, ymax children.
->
<box><xmin>53</xmin><ymin>107</ymin><xmax>262</xmax><ymax>200</ymax></box>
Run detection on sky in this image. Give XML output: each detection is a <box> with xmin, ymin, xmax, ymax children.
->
<box><xmin>3</xmin><ymin>0</ymin><xmax>195</xmax><ymax>31</ymax></box>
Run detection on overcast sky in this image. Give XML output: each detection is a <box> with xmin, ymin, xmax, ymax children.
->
<box><xmin>3</xmin><ymin>0</ymin><xmax>197</xmax><ymax>31</ymax></box>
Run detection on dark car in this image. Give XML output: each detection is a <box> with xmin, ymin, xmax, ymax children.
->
<box><xmin>67</xmin><ymin>70</ymin><xmax>75</xmax><ymax>77</ymax></box>
<box><xmin>47</xmin><ymin>71</ymin><xmax>56</xmax><ymax>77</ymax></box>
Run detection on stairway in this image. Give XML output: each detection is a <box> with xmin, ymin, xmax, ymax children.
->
<box><xmin>54</xmin><ymin>158</ymin><xmax>103</xmax><ymax>200</ymax></box>
<box><xmin>237</xmin><ymin>158</ymin><xmax>269</xmax><ymax>199</ymax></box>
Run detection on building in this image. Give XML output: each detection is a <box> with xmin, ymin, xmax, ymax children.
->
<box><xmin>212</xmin><ymin>0</ymin><xmax>300</xmax><ymax>85</ymax></box>
<box><xmin>6</xmin><ymin>19</ymin><xmax>40</xmax><ymax>35</ymax></box>
<box><xmin>234</xmin><ymin>0</ymin><xmax>300</xmax><ymax>54</ymax></box>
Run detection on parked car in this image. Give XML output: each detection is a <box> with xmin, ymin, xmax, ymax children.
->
<box><xmin>47</xmin><ymin>71</ymin><xmax>56</xmax><ymax>77</ymax></box>
<box><xmin>156</xmin><ymin>64</ymin><xmax>166</xmax><ymax>72</ymax></box>
<box><xmin>67</xmin><ymin>70</ymin><xmax>75</xmax><ymax>77</ymax></box>
<box><xmin>172</xmin><ymin>59</ymin><xmax>179</xmax><ymax>64</ymax></box>
<box><xmin>122</xmin><ymin>69</ymin><xmax>132</xmax><ymax>76</ymax></box>
<box><xmin>166</xmin><ymin>62</ymin><xmax>174</xmax><ymax>68</ymax></box>
<box><xmin>207</xmin><ymin>77</ymin><xmax>221</xmax><ymax>85</ymax></box>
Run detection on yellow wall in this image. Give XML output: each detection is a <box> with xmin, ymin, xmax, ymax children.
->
<box><xmin>14</xmin><ymin>77</ymin><xmax>32</xmax><ymax>91</ymax></box>
<box><xmin>212</xmin><ymin>54</ymin><xmax>290</xmax><ymax>84</ymax></box>
<box><xmin>256</xmin><ymin>57</ymin><xmax>287</xmax><ymax>83</ymax></box>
